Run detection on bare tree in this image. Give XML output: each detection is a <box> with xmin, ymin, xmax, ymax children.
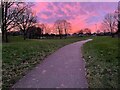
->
<box><xmin>13</xmin><ymin>4</ymin><xmax>37</xmax><ymax>40</ymax></box>
<box><xmin>66</xmin><ymin>22</ymin><xmax>71</xmax><ymax>34</ymax></box>
<box><xmin>62</xmin><ymin>20</ymin><xmax>71</xmax><ymax>35</ymax></box>
<box><xmin>103</xmin><ymin>13</ymin><xmax>117</xmax><ymax>37</ymax></box>
<box><xmin>1</xmin><ymin>1</ymin><xmax>29</xmax><ymax>42</ymax></box>
<box><xmin>83</xmin><ymin>28</ymin><xmax>91</xmax><ymax>35</ymax></box>
<box><xmin>1</xmin><ymin>1</ymin><xmax>36</xmax><ymax>41</ymax></box>
<box><xmin>114</xmin><ymin>1</ymin><xmax>120</xmax><ymax>37</ymax></box>
<box><xmin>54</xmin><ymin>19</ymin><xmax>71</xmax><ymax>39</ymax></box>
<box><xmin>118</xmin><ymin>1</ymin><xmax>120</xmax><ymax>37</ymax></box>
<box><xmin>54</xmin><ymin>19</ymin><xmax>63</xmax><ymax>39</ymax></box>
<box><xmin>1</xmin><ymin>0</ymin><xmax>14</xmax><ymax>42</ymax></box>
<box><xmin>39</xmin><ymin>23</ymin><xmax>47</xmax><ymax>35</ymax></box>
<box><xmin>100</xmin><ymin>22</ymin><xmax>110</xmax><ymax>33</ymax></box>
<box><xmin>78</xmin><ymin>29</ymin><xmax>84</xmax><ymax>34</ymax></box>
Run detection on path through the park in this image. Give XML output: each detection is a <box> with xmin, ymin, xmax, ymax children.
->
<box><xmin>13</xmin><ymin>39</ymin><xmax>92</xmax><ymax>88</ymax></box>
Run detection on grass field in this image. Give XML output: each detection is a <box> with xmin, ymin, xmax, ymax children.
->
<box><xmin>83</xmin><ymin>36</ymin><xmax>119</xmax><ymax>88</ymax></box>
<box><xmin>2</xmin><ymin>36</ymin><xmax>88</xmax><ymax>89</ymax></box>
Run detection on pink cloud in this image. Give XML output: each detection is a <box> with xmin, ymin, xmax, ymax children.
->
<box><xmin>40</xmin><ymin>14</ymin><xmax>48</xmax><ymax>19</ymax></box>
<box><xmin>32</xmin><ymin>3</ymin><xmax>49</xmax><ymax>14</ymax></box>
<box><xmin>69</xmin><ymin>15</ymin><xmax>88</xmax><ymax>33</ymax></box>
<box><xmin>31</xmin><ymin>2</ymin><xmax>117</xmax><ymax>33</ymax></box>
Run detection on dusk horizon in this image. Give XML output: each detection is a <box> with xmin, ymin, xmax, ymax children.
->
<box><xmin>2</xmin><ymin>0</ymin><xmax>119</xmax><ymax>89</ymax></box>
<box><xmin>30</xmin><ymin>2</ymin><xmax>117</xmax><ymax>34</ymax></box>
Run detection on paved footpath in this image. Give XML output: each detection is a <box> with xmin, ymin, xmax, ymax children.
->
<box><xmin>12</xmin><ymin>39</ymin><xmax>92</xmax><ymax>88</ymax></box>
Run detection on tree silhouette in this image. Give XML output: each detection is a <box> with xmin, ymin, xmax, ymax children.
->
<box><xmin>54</xmin><ymin>20</ymin><xmax>63</xmax><ymax>39</ymax></box>
<box><xmin>1</xmin><ymin>1</ymin><xmax>37</xmax><ymax>41</ymax></box>
<box><xmin>54</xmin><ymin>19</ymin><xmax>71</xmax><ymax>39</ymax></box>
<box><xmin>1</xmin><ymin>1</ymin><xmax>33</xmax><ymax>42</ymax></box>
<box><xmin>117</xmin><ymin>1</ymin><xmax>120</xmax><ymax>37</ymax></box>
<box><xmin>1</xmin><ymin>1</ymin><xmax>14</xmax><ymax>42</ymax></box>
<box><xmin>27</xmin><ymin>26</ymin><xmax>42</xmax><ymax>39</ymax></box>
<box><xmin>83</xmin><ymin>28</ymin><xmax>91</xmax><ymax>35</ymax></box>
<box><xmin>78</xmin><ymin>29</ymin><xmax>84</xmax><ymax>34</ymax></box>
<box><xmin>39</xmin><ymin>23</ymin><xmax>47</xmax><ymax>35</ymax></box>
<box><xmin>13</xmin><ymin>3</ymin><xmax>37</xmax><ymax>40</ymax></box>
<box><xmin>62</xmin><ymin>20</ymin><xmax>71</xmax><ymax>35</ymax></box>
<box><xmin>102</xmin><ymin>13</ymin><xmax>117</xmax><ymax>37</ymax></box>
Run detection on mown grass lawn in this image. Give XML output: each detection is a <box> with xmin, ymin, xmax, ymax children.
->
<box><xmin>2</xmin><ymin>36</ymin><xmax>88</xmax><ymax>89</ymax></box>
<box><xmin>83</xmin><ymin>36</ymin><xmax>119</xmax><ymax>88</ymax></box>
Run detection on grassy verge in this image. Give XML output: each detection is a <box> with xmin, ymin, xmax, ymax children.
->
<box><xmin>83</xmin><ymin>36</ymin><xmax>119</xmax><ymax>88</ymax></box>
<box><xmin>2</xmin><ymin>36</ymin><xmax>88</xmax><ymax>89</ymax></box>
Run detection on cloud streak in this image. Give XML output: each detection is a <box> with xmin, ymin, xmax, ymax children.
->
<box><xmin>31</xmin><ymin>2</ymin><xmax>117</xmax><ymax>33</ymax></box>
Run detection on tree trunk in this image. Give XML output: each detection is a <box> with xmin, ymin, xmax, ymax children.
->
<box><xmin>118</xmin><ymin>21</ymin><xmax>120</xmax><ymax>38</ymax></box>
<box><xmin>5</xmin><ymin>31</ymin><xmax>8</xmax><ymax>42</ymax></box>
<box><xmin>111</xmin><ymin>30</ymin><xmax>114</xmax><ymax>38</ymax></box>
<box><xmin>65</xmin><ymin>29</ymin><xmax>67</xmax><ymax>39</ymax></box>
<box><xmin>58</xmin><ymin>29</ymin><xmax>62</xmax><ymax>39</ymax></box>
<box><xmin>2</xmin><ymin>24</ymin><xmax>5</xmax><ymax>42</ymax></box>
<box><xmin>110</xmin><ymin>26</ymin><xmax>114</xmax><ymax>38</ymax></box>
<box><xmin>1</xmin><ymin>30</ymin><xmax>4</xmax><ymax>43</ymax></box>
<box><xmin>1</xmin><ymin>1</ymin><xmax>5</xmax><ymax>42</ymax></box>
<box><xmin>111</xmin><ymin>33</ymin><xmax>114</xmax><ymax>38</ymax></box>
<box><xmin>4</xmin><ymin>2</ymin><xmax>8</xmax><ymax>42</ymax></box>
<box><xmin>23</xmin><ymin>31</ymin><xmax>26</xmax><ymax>40</ymax></box>
<box><xmin>60</xmin><ymin>34</ymin><xmax>62</xmax><ymax>39</ymax></box>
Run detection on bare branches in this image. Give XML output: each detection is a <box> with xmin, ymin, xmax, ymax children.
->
<box><xmin>1</xmin><ymin>1</ymin><xmax>37</xmax><ymax>42</ymax></box>
<box><xmin>102</xmin><ymin>13</ymin><xmax>117</xmax><ymax>36</ymax></box>
<box><xmin>12</xmin><ymin>4</ymin><xmax>37</xmax><ymax>40</ymax></box>
<box><xmin>62</xmin><ymin>19</ymin><xmax>71</xmax><ymax>34</ymax></box>
<box><xmin>54</xmin><ymin>19</ymin><xmax>71</xmax><ymax>38</ymax></box>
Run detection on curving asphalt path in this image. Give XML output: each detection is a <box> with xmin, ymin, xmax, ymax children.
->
<box><xmin>12</xmin><ymin>39</ymin><xmax>92</xmax><ymax>88</ymax></box>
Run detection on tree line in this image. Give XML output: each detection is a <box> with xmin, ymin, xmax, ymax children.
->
<box><xmin>1</xmin><ymin>1</ymin><xmax>72</xmax><ymax>42</ymax></box>
<box><xmin>7</xmin><ymin>19</ymin><xmax>72</xmax><ymax>40</ymax></box>
<box><xmin>1</xmin><ymin>1</ymin><xmax>120</xmax><ymax>43</ymax></box>
<box><xmin>74</xmin><ymin>1</ymin><xmax>120</xmax><ymax>38</ymax></box>
<box><xmin>100</xmin><ymin>1</ymin><xmax>120</xmax><ymax>38</ymax></box>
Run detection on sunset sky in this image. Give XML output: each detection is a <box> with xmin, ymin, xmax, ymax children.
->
<box><xmin>30</xmin><ymin>2</ymin><xmax>118</xmax><ymax>33</ymax></box>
